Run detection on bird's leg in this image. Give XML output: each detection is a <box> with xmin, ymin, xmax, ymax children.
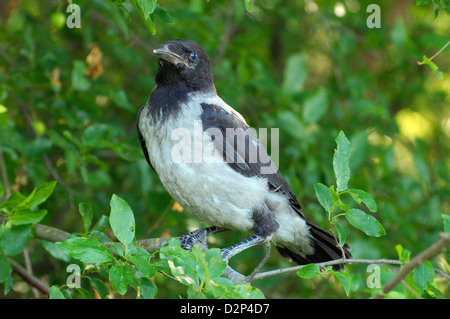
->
<box><xmin>179</xmin><ymin>226</ymin><xmax>226</xmax><ymax>251</ymax></box>
<box><xmin>221</xmin><ymin>234</ymin><xmax>272</xmax><ymax>262</ymax></box>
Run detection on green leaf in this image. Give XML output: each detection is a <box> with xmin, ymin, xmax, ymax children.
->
<box><xmin>349</xmin><ymin>189</ymin><xmax>377</xmax><ymax>212</ymax></box>
<box><xmin>79</xmin><ymin>202</ymin><xmax>93</xmax><ymax>233</ymax></box>
<box><xmin>0</xmin><ymin>192</ymin><xmax>26</xmax><ymax>212</ymax></box>
<box><xmin>9</xmin><ymin>209</ymin><xmax>47</xmax><ymax>226</ymax></box>
<box><xmin>413</xmin><ymin>260</ymin><xmax>435</xmax><ymax>290</ymax></box>
<box><xmin>332</xmin><ymin>223</ymin><xmax>347</xmax><ymax>247</ymax></box>
<box><xmin>282</xmin><ymin>53</ymin><xmax>307</xmax><ymax>95</ymax></box>
<box><xmin>49</xmin><ymin>286</ymin><xmax>65</xmax><ymax>299</ymax></box>
<box><xmin>333</xmin><ymin>271</ymin><xmax>351</xmax><ymax>296</ymax></box>
<box><xmin>328</xmin><ymin>185</ymin><xmax>339</xmax><ymax>203</ymax></box>
<box><xmin>23</xmin><ymin>139</ymin><xmax>52</xmax><ymax>158</ymax></box>
<box><xmin>417</xmin><ymin>55</ymin><xmax>443</xmax><ymax>79</ymax></box>
<box><xmin>424</xmin><ymin>284</ymin><xmax>445</xmax><ymax>299</ymax></box>
<box><xmin>71</xmin><ymin>60</ymin><xmax>91</xmax><ymax>91</ymax></box>
<box><xmin>333</xmin><ymin>131</ymin><xmax>354</xmax><ymax>192</ymax></box>
<box><xmin>302</xmin><ymin>87</ymin><xmax>329</xmax><ymax>124</ymax></box>
<box><xmin>314</xmin><ymin>183</ymin><xmax>334</xmax><ymax>213</ymax></box>
<box><xmin>233</xmin><ymin>285</ymin><xmax>266</xmax><ymax>299</ymax></box>
<box><xmin>57</xmin><ymin>237</ymin><xmax>114</xmax><ymax>263</ymax></box>
<box><xmin>432</xmin><ymin>0</ymin><xmax>440</xmax><ymax>17</ymax></box>
<box><xmin>132</xmin><ymin>1</ymin><xmax>156</xmax><ymax>34</ymax></box>
<box><xmin>129</xmin><ymin>251</ymin><xmax>156</xmax><ymax>278</ymax></box>
<box><xmin>20</xmin><ymin>181</ymin><xmax>57</xmax><ymax>210</ymax></box>
<box><xmin>0</xmin><ymin>253</ymin><xmax>12</xmax><ymax>283</ymax></box>
<box><xmin>297</xmin><ymin>264</ymin><xmax>321</xmax><ymax>279</ymax></box>
<box><xmin>82</xmin><ymin>124</ymin><xmax>110</xmax><ymax>148</ymax></box>
<box><xmin>109</xmin><ymin>264</ymin><xmax>139</xmax><ymax>295</ymax></box>
<box><xmin>93</xmin><ymin>215</ymin><xmax>110</xmax><ymax>232</ymax></box>
<box><xmin>244</xmin><ymin>0</ymin><xmax>252</xmax><ymax>12</ymax></box>
<box><xmin>111</xmin><ymin>243</ymin><xmax>125</xmax><ymax>257</ymax></box>
<box><xmin>395</xmin><ymin>244</ymin><xmax>411</xmax><ymax>263</ymax></box>
<box><xmin>139</xmin><ymin>277</ymin><xmax>157</xmax><ymax>299</ymax></box>
<box><xmin>137</xmin><ymin>0</ymin><xmax>157</xmax><ymax>19</ymax></box>
<box><xmin>154</xmin><ymin>5</ymin><xmax>173</xmax><ymax>24</ymax></box>
<box><xmin>204</xmin><ymin>248</ymin><xmax>227</xmax><ymax>279</ymax></box>
<box><xmin>345</xmin><ymin>209</ymin><xmax>386</xmax><ymax>237</ymax></box>
<box><xmin>37</xmin><ymin>239</ymin><xmax>71</xmax><ymax>262</ymax></box>
<box><xmin>110</xmin><ymin>89</ymin><xmax>134</xmax><ymax>111</ymax></box>
<box><xmin>88</xmin><ymin>277</ymin><xmax>110</xmax><ymax>299</ymax></box>
<box><xmin>109</xmin><ymin>194</ymin><xmax>136</xmax><ymax>248</ymax></box>
<box><xmin>0</xmin><ymin>224</ymin><xmax>32</xmax><ymax>256</ymax></box>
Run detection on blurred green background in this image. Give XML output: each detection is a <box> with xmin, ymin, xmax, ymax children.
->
<box><xmin>0</xmin><ymin>0</ymin><xmax>449</xmax><ymax>298</ymax></box>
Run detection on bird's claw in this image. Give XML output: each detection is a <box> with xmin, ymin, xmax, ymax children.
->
<box><xmin>179</xmin><ymin>229</ymin><xmax>208</xmax><ymax>251</ymax></box>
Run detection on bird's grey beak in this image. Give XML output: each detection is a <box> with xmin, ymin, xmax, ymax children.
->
<box><xmin>153</xmin><ymin>44</ymin><xmax>188</xmax><ymax>67</ymax></box>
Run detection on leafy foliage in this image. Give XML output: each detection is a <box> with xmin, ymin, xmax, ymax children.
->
<box><xmin>49</xmin><ymin>194</ymin><xmax>263</xmax><ymax>299</ymax></box>
<box><xmin>0</xmin><ymin>0</ymin><xmax>449</xmax><ymax>299</ymax></box>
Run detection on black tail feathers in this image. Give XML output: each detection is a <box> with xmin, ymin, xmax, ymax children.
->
<box><xmin>277</xmin><ymin>222</ymin><xmax>352</xmax><ymax>271</ymax></box>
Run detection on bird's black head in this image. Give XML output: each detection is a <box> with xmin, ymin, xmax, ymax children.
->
<box><xmin>153</xmin><ymin>39</ymin><xmax>215</xmax><ymax>93</ymax></box>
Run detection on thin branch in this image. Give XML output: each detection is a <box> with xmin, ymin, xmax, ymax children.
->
<box><xmin>31</xmin><ymin>222</ymin><xmax>450</xmax><ymax>290</ymax></box>
<box><xmin>23</xmin><ymin>248</ymin><xmax>40</xmax><ymax>298</ymax></box>
<box><xmin>246</xmin><ymin>243</ymin><xmax>271</xmax><ymax>282</ymax></box>
<box><xmin>434</xmin><ymin>268</ymin><xmax>450</xmax><ymax>281</ymax></box>
<box><xmin>417</xmin><ymin>40</ymin><xmax>450</xmax><ymax>63</ymax></box>
<box><xmin>34</xmin><ymin>224</ymin><xmax>71</xmax><ymax>243</ymax></box>
<box><xmin>33</xmin><ymin>223</ymin><xmax>250</xmax><ymax>284</ymax></box>
<box><xmin>375</xmin><ymin>232</ymin><xmax>450</xmax><ymax>298</ymax></box>
<box><xmin>8</xmin><ymin>258</ymin><xmax>50</xmax><ymax>295</ymax></box>
<box><xmin>252</xmin><ymin>258</ymin><xmax>403</xmax><ymax>282</ymax></box>
<box><xmin>401</xmin><ymin>279</ymin><xmax>423</xmax><ymax>299</ymax></box>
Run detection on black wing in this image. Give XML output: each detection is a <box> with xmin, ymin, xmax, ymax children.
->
<box><xmin>137</xmin><ymin>106</ymin><xmax>155</xmax><ymax>172</ymax></box>
<box><xmin>200</xmin><ymin>103</ymin><xmax>304</xmax><ymax>218</ymax></box>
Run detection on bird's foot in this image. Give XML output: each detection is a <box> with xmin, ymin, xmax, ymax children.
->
<box><xmin>179</xmin><ymin>226</ymin><xmax>225</xmax><ymax>251</ymax></box>
<box><xmin>221</xmin><ymin>234</ymin><xmax>271</xmax><ymax>262</ymax></box>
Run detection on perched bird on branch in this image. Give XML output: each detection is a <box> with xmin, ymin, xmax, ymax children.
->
<box><xmin>137</xmin><ymin>39</ymin><xmax>351</xmax><ymax>269</ymax></box>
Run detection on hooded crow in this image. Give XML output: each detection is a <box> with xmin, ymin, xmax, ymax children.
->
<box><xmin>137</xmin><ymin>39</ymin><xmax>351</xmax><ymax>268</ymax></box>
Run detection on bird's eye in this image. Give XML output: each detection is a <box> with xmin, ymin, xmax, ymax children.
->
<box><xmin>189</xmin><ymin>52</ymin><xmax>197</xmax><ymax>61</ymax></box>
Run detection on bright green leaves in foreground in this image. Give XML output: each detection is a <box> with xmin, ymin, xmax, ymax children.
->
<box><xmin>0</xmin><ymin>181</ymin><xmax>57</xmax><ymax>292</ymax></box>
<box><xmin>54</xmin><ymin>194</ymin><xmax>155</xmax><ymax>298</ymax></box>
<box><xmin>52</xmin><ymin>194</ymin><xmax>263</xmax><ymax>299</ymax></box>
<box><xmin>314</xmin><ymin>131</ymin><xmax>386</xmax><ymax>242</ymax></box>
<box><xmin>333</xmin><ymin>131</ymin><xmax>354</xmax><ymax>192</ymax></box>
<box><xmin>158</xmin><ymin>239</ymin><xmax>264</xmax><ymax>299</ymax></box>
<box><xmin>345</xmin><ymin>208</ymin><xmax>385</xmax><ymax>237</ymax></box>
<box><xmin>306</xmin><ymin>131</ymin><xmax>388</xmax><ymax>296</ymax></box>
<box><xmin>110</xmin><ymin>0</ymin><xmax>173</xmax><ymax>36</ymax></box>
<box><xmin>0</xmin><ymin>181</ymin><xmax>56</xmax><ymax>226</ymax></box>
<box><xmin>109</xmin><ymin>194</ymin><xmax>136</xmax><ymax>254</ymax></box>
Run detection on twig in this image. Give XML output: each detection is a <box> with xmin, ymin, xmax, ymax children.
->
<box><xmin>33</xmin><ymin>224</ymin><xmax>249</xmax><ymax>285</ymax></box>
<box><xmin>418</xmin><ymin>40</ymin><xmax>450</xmax><ymax>63</ymax></box>
<box><xmin>34</xmin><ymin>224</ymin><xmax>71</xmax><ymax>243</ymax></box>
<box><xmin>434</xmin><ymin>268</ymin><xmax>450</xmax><ymax>281</ymax></box>
<box><xmin>401</xmin><ymin>279</ymin><xmax>423</xmax><ymax>299</ymax></box>
<box><xmin>23</xmin><ymin>248</ymin><xmax>40</xmax><ymax>298</ymax></box>
<box><xmin>246</xmin><ymin>242</ymin><xmax>271</xmax><ymax>282</ymax></box>
<box><xmin>252</xmin><ymin>258</ymin><xmax>403</xmax><ymax>282</ymax></box>
<box><xmin>8</xmin><ymin>258</ymin><xmax>50</xmax><ymax>295</ymax></box>
<box><xmin>32</xmin><ymin>222</ymin><xmax>450</xmax><ymax>291</ymax></box>
<box><xmin>375</xmin><ymin>232</ymin><xmax>450</xmax><ymax>298</ymax></box>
